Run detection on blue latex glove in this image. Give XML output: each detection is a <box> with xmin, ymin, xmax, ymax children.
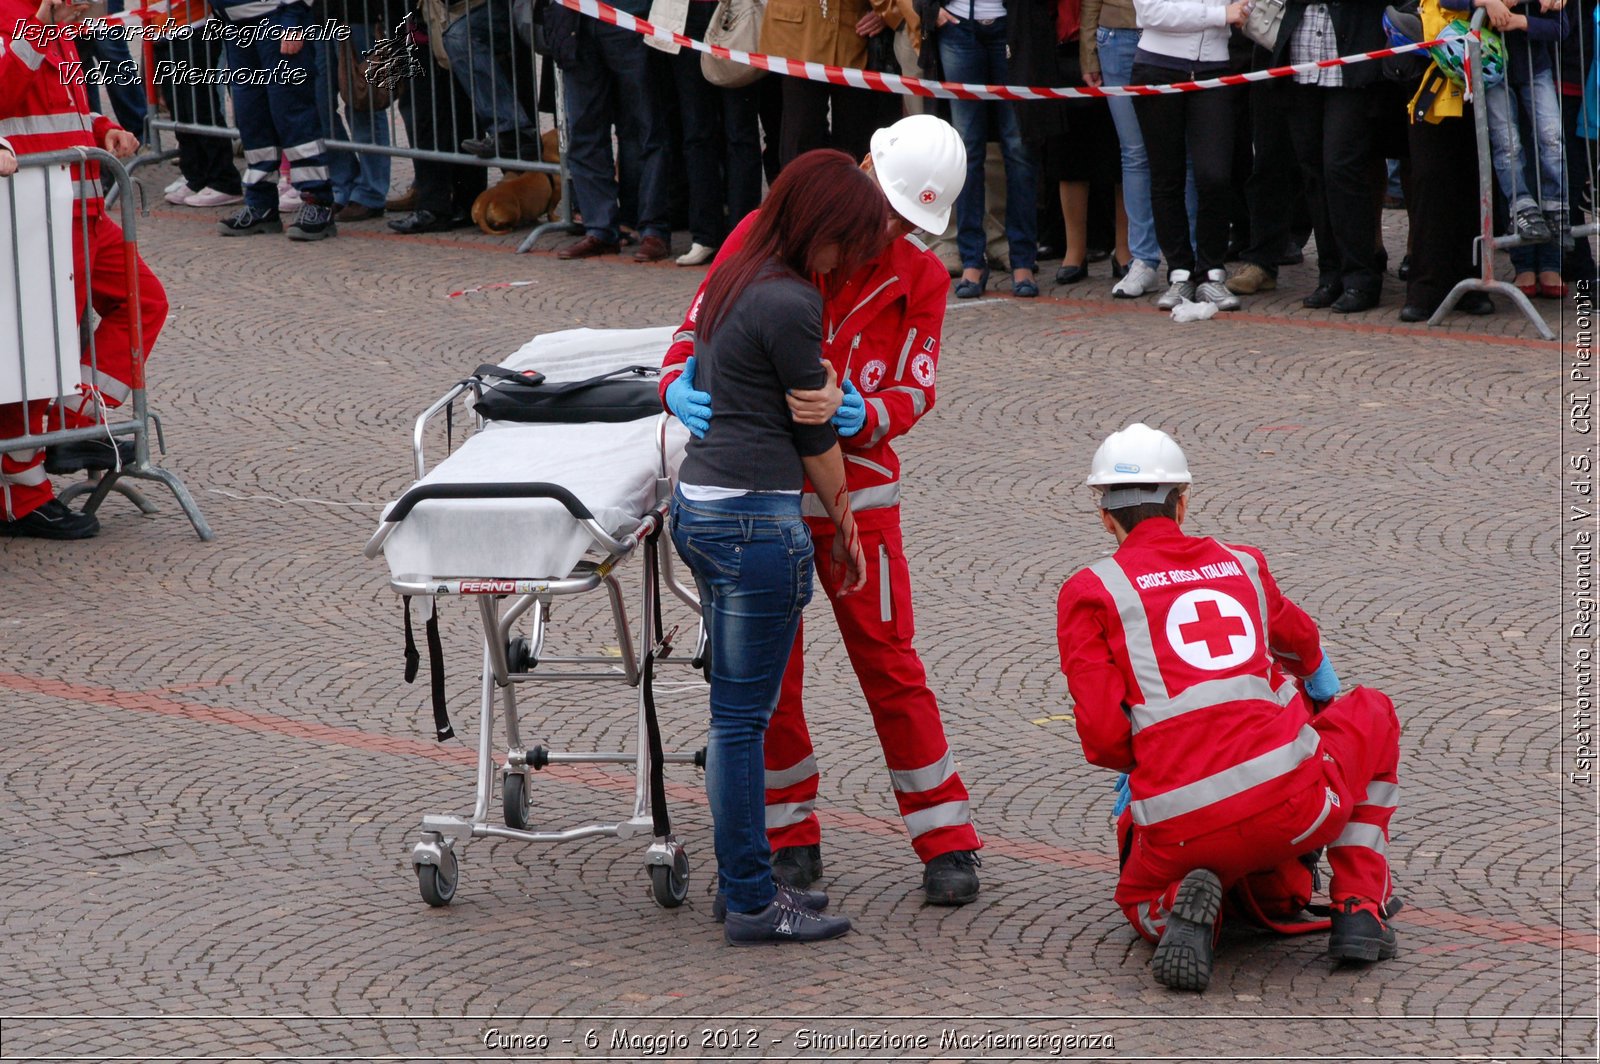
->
<box><xmin>1112</xmin><ymin>773</ymin><xmax>1132</xmax><ymax>818</ymax></box>
<box><xmin>1305</xmin><ymin>655</ymin><xmax>1341</xmax><ymax>704</ymax></box>
<box><xmin>831</xmin><ymin>379</ymin><xmax>866</xmax><ymax>438</ymax></box>
<box><xmin>664</xmin><ymin>355</ymin><xmax>712</xmax><ymax>438</ymax></box>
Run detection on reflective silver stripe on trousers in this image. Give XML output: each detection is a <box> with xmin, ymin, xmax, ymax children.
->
<box><xmin>802</xmin><ymin>481</ymin><xmax>900</xmax><ymax>518</ymax></box>
<box><xmin>1138</xmin><ymin>903</ymin><xmax>1164</xmax><ymax>939</ymax></box>
<box><xmin>765</xmin><ymin>800</ymin><xmax>814</xmax><ymax>830</ymax></box>
<box><xmin>243</xmin><ymin>146</ymin><xmax>279</xmax><ymax>165</ymax></box>
<box><xmin>1129</xmin><ymin>673</ymin><xmax>1298</xmax><ymax>733</ymax></box>
<box><xmin>889</xmin><ymin>749</ymin><xmax>955</xmax><ymax>795</ymax></box>
<box><xmin>845</xmin><ymin>453</ymin><xmax>893</xmax><ymax>479</ymax></box>
<box><xmin>903</xmin><ymin>799</ymin><xmax>971</xmax><ymax>838</ymax></box>
<box><xmin>1087</xmin><ymin>558</ymin><xmax>1170</xmax><ymax>701</ymax></box>
<box><xmin>1328</xmin><ymin>821</ymin><xmax>1387</xmax><ymax>856</ymax></box>
<box><xmin>73</xmin><ymin>179</ymin><xmax>101</xmax><ymax>201</ymax></box>
<box><xmin>879</xmin><ymin>385</ymin><xmax>928</xmax><ymax>416</ymax></box>
<box><xmin>1130</xmin><ymin>724</ymin><xmax>1321</xmax><ymax>826</ymax></box>
<box><xmin>82</xmin><ymin>366</ymin><xmax>132</xmax><ymax>403</ymax></box>
<box><xmin>1290</xmin><ymin>787</ymin><xmax>1336</xmax><ymax>846</ymax></box>
<box><xmin>764</xmin><ymin>755</ymin><xmax>818</xmax><ymax>791</ymax></box>
<box><xmin>283</xmin><ymin>140</ymin><xmax>324</xmax><ymax>160</ymax></box>
<box><xmin>0</xmin><ymin>111</ymin><xmax>80</xmax><ymax>136</ymax></box>
<box><xmin>287</xmin><ymin>165</ymin><xmax>329</xmax><ymax>183</ymax></box>
<box><xmin>864</xmin><ymin>397</ymin><xmax>890</xmax><ymax>447</ymax></box>
<box><xmin>878</xmin><ymin>544</ymin><xmax>891</xmax><ymax>622</ymax></box>
<box><xmin>1362</xmin><ymin>781</ymin><xmax>1399</xmax><ymax>808</ymax></box>
<box><xmin>0</xmin><ymin>463</ymin><xmax>48</xmax><ymax>487</ymax></box>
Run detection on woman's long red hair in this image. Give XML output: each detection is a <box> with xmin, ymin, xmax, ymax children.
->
<box><xmin>696</xmin><ymin>149</ymin><xmax>889</xmax><ymax>342</ymax></box>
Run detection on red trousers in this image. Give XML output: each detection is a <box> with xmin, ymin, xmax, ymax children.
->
<box><xmin>763</xmin><ymin>515</ymin><xmax>980</xmax><ymax>863</ymax></box>
<box><xmin>1</xmin><ymin>214</ymin><xmax>167</xmax><ymax>519</ymax></box>
<box><xmin>1118</xmin><ymin>686</ymin><xmax>1400</xmax><ymax>943</ymax></box>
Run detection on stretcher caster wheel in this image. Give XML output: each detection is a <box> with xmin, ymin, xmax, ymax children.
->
<box><xmin>503</xmin><ymin>770</ymin><xmax>532</xmax><ymax>830</ymax></box>
<box><xmin>416</xmin><ymin>846</ymin><xmax>459</xmax><ymax>907</ymax></box>
<box><xmin>648</xmin><ymin>845</ymin><xmax>690</xmax><ymax>909</ymax></box>
<box><xmin>508</xmin><ymin>635</ymin><xmax>533</xmax><ymax>673</ymax></box>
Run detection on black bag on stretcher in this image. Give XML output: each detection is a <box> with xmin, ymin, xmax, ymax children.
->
<box><xmin>469</xmin><ymin>364</ymin><xmax>666</xmax><ymax>423</ymax></box>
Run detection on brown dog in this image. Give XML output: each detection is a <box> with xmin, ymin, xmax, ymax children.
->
<box><xmin>471</xmin><ymin>129</ymin><xmax>563</xmax><ymax>235</ymax></box>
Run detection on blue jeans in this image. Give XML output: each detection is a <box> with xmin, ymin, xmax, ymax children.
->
<box><xmin>670</xmin><ymin>490</ymin><xmax>815</xmax><ymax>915</ymax></box>
<box><xmin>76</xmin><ymin>0</ymin><xmax>147</xmax><ymax>136</ymax></box>
<box><xmin>561</xmin><ymin>22</ymin><xmax>670</xmax><ymax>242</ymax></box>
<box><xmin>445</xmin><ymin>0</ymin><xmax>535</xmax><ymax>138</ymax></box>
<box><xmin>938</xmin><ymin>16</ymin><xmax>1037</xmax><ymax>271</ymax></box>
<box><xmin>1096</xmin><ymin>27</ymin><xmax>1160</xmax><ymax>268</ymax></box>
<box><xmin>1485</xmin><ymin>65</ymin><xmax>1566</xmax><ymax>219</ymax></box>
<box><xmin>318</xmin><ymin>25</ymin><xmax>393</xmax><ymax>209</ymax></box>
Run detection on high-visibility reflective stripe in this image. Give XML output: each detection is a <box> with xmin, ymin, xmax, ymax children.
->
<box><xmin>283</xmin><ymin>140</ymin><xmax>324</xmax><ymax>160</ymax></box>
<box><xmin>764</xmin><ymin>755</ymin><xmax>818</xmax><ymax>791</ymax></box>
<box><xmin>287</xmin><ymin>165</ymin><xmax>329</xmax><ymax>182</ymax></box>
<box><xmin>880</xmin><ymin>385</ymin><xmax>928</xmax><ymax>416</ymax></box>
<box><xmin>0</xmin><ymin>112</ymin><xmax>84</xmax><ymax>137</ymax></box>
<box><xmin>72</xmin><ymin>179</ymin><xmax>101</xmax><ymax>201</ymax></box>
<box><xmin>1274</xmin><ymin>647</ymin><xmax>1303</xmax><ymax>662</ymax></box>
<box><xmin>1087</xmin><ymin>558</ymin><xmax>1170</xmax><ymax>702</ymax></box>
<box><xmin>1221</xmin><ymin>545</ymin><xmax>1269</xmax><ymax>652</ymax></box>
<box><xmin>1129</xmin><ymin>673</ymin><xmax>1298</xmax><ymax>733</ymax></box>
<box><xmin>903</xmin><ymin>800</ymin><xmax>971</xmax><ymax>837</ymax></box>
<box><xmin>242</xmin><ymin>168</ymin><xmax>275</xmax><ymax>184</ymax></box>
<box><xmin>889</xmin><ymin>750</ymin><xmax>954</xmax><ymax>795</ymax></box>
<box><xmin>671</xmin><ymin>329</ymin><xmax>694</xmax><ymax>346</ymax></box>
<box><xmin>1138</xmin><ymin>901</ymin><xmax>1164</xmax><ymax>940</ymax></box>
<box><xmin>8</xmin><ymin>36</ymin><xmax>45</xmax><ymax>70</ymax></box>
<box><xmin>878</xmin><ymin>544</ymin><xmax>891</xmax><ymax>622</ymax></box>
<box><xmin>802</xmin><ymin>482</ymin><xmax>900</xmax><ymax>517</ymax></box>
<box><xmin>894</xmin><ymin>327</ymin><xmax>917</xmax><ymax>378</ymax></box>
<box><xmin>1362</xmin><ymin>781</ymin><xmax>1399</xmax><ymax>809</ymax></box>
<box><xmin>864</xmin><ymin>397</ymin><xmax>890</xmax><ymax>447</ymax></box>
<box><xmin>764</xmin><ymin>800</ymin><xmax>814</xmax><ymax>830</ymax></box>
<box><xmin>1</xmin><ymin>446</ymin><xmax>41</xmax><ymax>466</ymax></box>
<box><xmin>845</xmin><ymin>453</ymin><xmax>893</xmax><ymax>479</ymax></box>
<box><xmin>0</xmin><ymin>464</ymin><xmax>48</xmax><ymax>487</ymax></box>
<box><xmin>1329</xmin><ymin>820</ymin><xmax>1387</xmax><ymax>856</ymax></box>
<box><xmin>82</xmin><ymin>367</ymin><xmax>131</xmax><ymax>403</ymax></box>
<box><xmin>1290</xmin><ymin>787</ymin><xmax>1336</xmax><ymax>846</ymax></box>
<box><xmin>243</xmin><ymin>146</ymin><xmax>279</xmax><ymax>164</ymax></box>
<box><xmin>1130</xmin><ymin>724</ymin><xmax>1321</xmax><ymax>826</ymax></box>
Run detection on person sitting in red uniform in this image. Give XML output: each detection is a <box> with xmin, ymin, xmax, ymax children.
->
<box><xmin>659</xmin><ymin>114</ymin><xmax>986</xmax><ymax>905</ymax></box>
<box><xmin>1057</xmin><ymin>422</ymin><xmax>1402</xmax><ymax>991</ymax></box>
<box><xmin>0</xmin><ymin>0</ymin><xmax>168</xmax><ymax>539</ymax></box>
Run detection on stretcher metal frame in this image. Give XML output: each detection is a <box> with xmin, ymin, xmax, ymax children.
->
<box><xmin>364</xmin><ymin>379</ymin><xmax>704</xmax><ymax>909</ymax></box>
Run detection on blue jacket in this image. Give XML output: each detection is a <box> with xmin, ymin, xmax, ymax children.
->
<box><xmin>207</xmin><ymin>0</ymin><xmax>313</xmax><ymax>24</ymax></box>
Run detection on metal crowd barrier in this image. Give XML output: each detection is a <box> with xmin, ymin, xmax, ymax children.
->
<box><xmin>1</xmin><ymin>148</ymin><xmax>213</xmax><ymax>540</ymax></box>
<box><xmin>122</xmin><ymin>2</ymin><xmax>579</xmax><ymax>251</ymax></box>
<box><xmin>1443</xmin><ymin>6</ymin><xmax>1598</xmax><ymax>339</ymax></box>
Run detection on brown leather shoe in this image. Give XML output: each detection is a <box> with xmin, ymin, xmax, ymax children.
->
<box><xmin>335</xmin><ymin>203</ymin><xmax>381</xmax><ymax>222</ymax></box>
<box><xmin>558</xmin><ymin>234</ymin><xmax>622</xmax><ymax>260</ymax></box>
<box><xmin>1225</xmin><ymin>263</ymin><xmax>1277</xmax><ymax>295</ymax></box>
<box><xmin>633</xmin><ymin>234</ymin><xmax>670</xmax><ymax>263</ymax></box>
<box><xmin>385</xmin><ymin>185</ymin><xmax>418</xmax><ymax>212</ymax></box>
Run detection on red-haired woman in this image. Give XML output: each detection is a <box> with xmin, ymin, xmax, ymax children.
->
<box><xmin>670</xmin><ymin>149</ymin><xmax>877</xmax><ymax>946</ymax></box>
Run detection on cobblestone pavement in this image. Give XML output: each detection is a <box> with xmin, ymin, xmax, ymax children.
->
<box><xmin>1</xmin><ymin>159</ymin><xmax>1594</xmax><ymax>1062</ymax></box>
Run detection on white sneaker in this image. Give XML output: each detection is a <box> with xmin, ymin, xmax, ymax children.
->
<box><xmin>164</xmin><ymin>178</ymin><xmax>194</xmax><ymax>206</ymax></box>
<box><xmin>1196</xmin><ymin>268</ymin><xmax>1241</xmax><ymax>311</ymax></box>
<box><xmin>184</xmin><ymin>186</ymin><xmax>244</xmax><ymax>208</ymax></box>
<box><xmin>1156</xmin><ymin>269</ymin><xmax>1195</xmax><ymax>310</ymax></box>
<box><xmin>277</xmin><ymin>180</ymin><xmax>303</xmax><ymax>211</ymax></box>
<box><xmin>676</xmin><ymin>242</ymin><xmax>716</xmax><ymax>266</ymax></box>
<box><xmin>1113</xmin><ymin>259</ymin><xmax>1160</xmax><ymax>299</ymax></box>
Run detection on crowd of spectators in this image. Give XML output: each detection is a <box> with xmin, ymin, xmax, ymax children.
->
<box><xmin>136</xmin><ymin>0</ymin><xmax>1597</xmax><ymax>315</ymax></box>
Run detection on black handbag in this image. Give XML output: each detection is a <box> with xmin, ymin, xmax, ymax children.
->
<box><xmin>470</xmin><ymin>364</ymin><xmax>666</xmax><ymax>423</ymax></box>
<box><xmin>865</xmin><ymin>28</ymin><xmax>899</xmax><ymax>74</ymax></box>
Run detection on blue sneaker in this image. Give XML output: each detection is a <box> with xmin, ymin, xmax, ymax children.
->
<box><xmin>286</xmin><ymin>201</ymin><xmax>337</xmax><ymax>242</ymax></box>
<box><xmin>724</xmin><ymin>895</ymin><xmax>851</xmax><ymax>946</ymax></box>
<box><xmin>217</xmin><ymin>204</ymin><xmax>281</xmax><ymax>236</ymax></box>
<box><xmin>712</xmin><ymin>882</ymin><xmax>828</xmax><ymax>923</ymax></box>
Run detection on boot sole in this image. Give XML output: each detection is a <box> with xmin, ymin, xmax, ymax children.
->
<box><xmin>1152</xmin><ymin>869</ymin><xmax>1223</xmax><ymax>992</ymax></box>
<box><xmin>286</xmin><ymin>226</ymin><xmax>337</xmax><ymax>242</ymax></box>
<box><xmin>725</xmin><ymin>922</ymin><xmax>850</xmax><ymax>946</ymax></box>
<box><xmin>218</xmin><ymin>221</ymin><xmax>283</xmax><ymax>236</ymax></box>
<box><xmin>1328</xmin><ymin>935</ymin><xmax>1399</xmax><ymax>963</ymax></box>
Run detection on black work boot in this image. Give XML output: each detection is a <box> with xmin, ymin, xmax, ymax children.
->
<box><xmin>1328</xmin><ymin>896</ymin><xmax>1399</xmax><ymax>963</ymax></box>
<box><xmin>922</xmin><ymin>850</ymin><xmax>981</xmax><ymax>906</ymax></box>
<box><xmin>2</xmin><ymin>498</ymin><xmax>100</xmax><ymax>540</ymax></box>
<box><xmin>770</xmin><ymin>844</ymin><xmax>823</xmax><ymax>889</ymax></box>
<box><xmin>44</xmin><ymin>437</ymin><xmax>134</xmax><ymax>474</ymax></box>
<box><xmin>1152</xmin><ymin>868</ymin><xmax>1223</xmax><ymax>992</ymax></box>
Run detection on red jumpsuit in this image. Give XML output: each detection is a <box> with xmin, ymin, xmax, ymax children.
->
<box><xmin>1056</xmin><ymin>517</ymin><xmax>1399</xmax><ymax>942</ymax></box>
<box><xmin>661</xmin><ymin>212</ymin><xmax>980</xmax><ymax>863</ymax></box>
<box><xmin>0</xmin><ymin>1</ymin><xmax>168</xmax><ymax>520</ymax></box>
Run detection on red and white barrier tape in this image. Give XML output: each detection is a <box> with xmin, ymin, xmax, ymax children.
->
<box><xmin>559</xmin><ymin>0</ymin><xmax>1443</xmax><ymax>100</ymax></box>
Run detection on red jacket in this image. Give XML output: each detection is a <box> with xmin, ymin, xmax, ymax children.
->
<box><xmin>1057</xmin><ymin>518</ymin><xmax>1327</xmax><ymax>842</ymax></box>
<box><xmin>660</xmin><ymin>211</ymin><xmax>949</xmax><ymax>531</ymax></box>
<box><xmin>0</xmin><ymin>0</ymin><xmax>121</xmax><ymax>217</ymax></box>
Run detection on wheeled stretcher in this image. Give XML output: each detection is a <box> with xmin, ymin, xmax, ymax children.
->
<box><xmin>363</xmin><ymin>327</ymin><xmax>705</xmax><ymax>909</ymax></box>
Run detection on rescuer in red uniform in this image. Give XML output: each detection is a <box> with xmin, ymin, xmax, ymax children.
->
<box><xmin>1057</xmin><ymin>423</ymin><xmax>1402</xmax><ymax>991</ymax></box>
<box><xmin>660</xmin><ymin>115</ymin><xmax>985</xmax><ymax>905</ymax></box>
<box><xmin>0</xmin><ymin>0</ymin><xmax>168</xmax><ymax>539</ymax></box>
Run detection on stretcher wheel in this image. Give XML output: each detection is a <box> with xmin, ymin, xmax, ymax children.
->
<box><xmin>508</xmin><ymin>636</ymin><xmax>533</xmax><ymax>673</ymax></box>
<box><xmin>648</xmin><ymin>847</ymin><xmax>690</xmax><ymax>909</ymax></box>
<box><xmin>417</xmin><ymin>848</ymin><xmax>459</xmax><ymax>907</ymax></box>
<box><xmin>503</xmin><ymin>771</ymin><xmax>532</xmax><ymax>830</ymax></box>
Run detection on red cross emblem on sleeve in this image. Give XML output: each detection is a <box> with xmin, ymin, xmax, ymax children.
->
<box><xmin>1164</xmin><ymin>589</ymin><xmax>1258</xmax><ymax>671</ymax></box>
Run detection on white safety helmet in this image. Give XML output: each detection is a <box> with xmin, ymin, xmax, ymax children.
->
<box><xmin>869</xmin><ymin>114</ymin><xmax>967</xmax><ymax>234</ymax></box>
<box><xmin>1086</xmin><ymin>422</ymin><xmax>1192</xmax><ymax>510</ymax></box>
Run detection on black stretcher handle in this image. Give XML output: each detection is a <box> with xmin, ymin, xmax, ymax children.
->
<box><xmin>383</xmin><ymin>482</ymin><xmax>596</xmax><ymax>523</ymax></box>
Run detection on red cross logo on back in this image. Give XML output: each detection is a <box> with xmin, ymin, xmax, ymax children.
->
<box><xmin>1164</xmin><ymin>589</ymin><xmax>1258</xmax><ymax>671</ymax></box>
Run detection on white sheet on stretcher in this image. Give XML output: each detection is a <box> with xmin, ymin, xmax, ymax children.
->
<box><xmin>380</xmin><ymin>326</ymin><xmax>688</xmax><ymax>581</ymax></box>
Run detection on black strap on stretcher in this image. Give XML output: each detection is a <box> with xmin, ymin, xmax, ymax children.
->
<box><xmin>402</xmin><ymin>595</ymin><xmax>456</xmax><ymax>742</ymax></box>
<box><xmin>641</xmin><ymin>524</ymin><xmax>671</xmax><ymax>839</ymax></box>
